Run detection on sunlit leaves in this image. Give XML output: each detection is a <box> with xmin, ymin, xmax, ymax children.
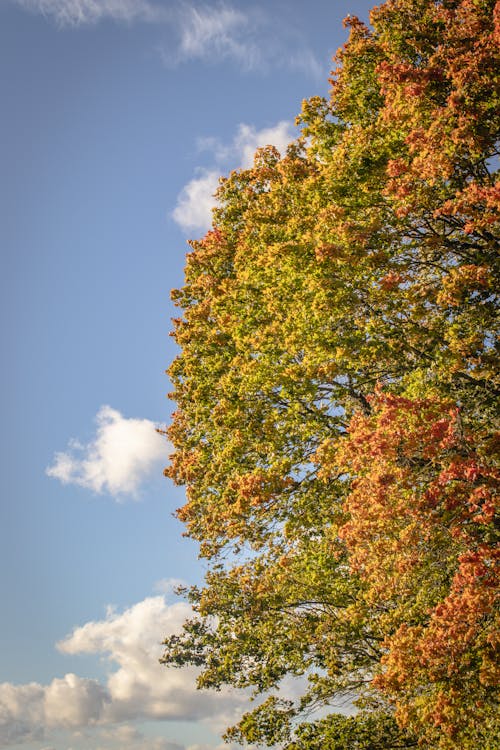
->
<box><xmin>163</xmin><ymin>1</ymin><xmax>499</xmax><ymax>747</ymax></box>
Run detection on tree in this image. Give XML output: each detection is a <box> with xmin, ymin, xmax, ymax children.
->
<box><xmin>162</xmin><ymin>1</ymin><xmax>499</xmax><ymax>747</ymax></box>
<box><xmin>332</xmin><ymin>392</ymin><xmax>499</xmax><ymax>748</ymax></box>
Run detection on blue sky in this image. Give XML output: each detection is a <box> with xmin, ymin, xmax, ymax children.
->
<box><xmin>0</xmin><ymin>1</ymin><xmax>374</xmax><ymax>748</ymax></box>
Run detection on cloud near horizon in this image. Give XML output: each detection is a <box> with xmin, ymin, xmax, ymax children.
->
<box><xmin>46</xmin><ymin>405</ymin><xmax>166</xmax><ymax>498</ymax></box>
<box><xmin>97</xmin><ymin>724</ymin><xmax>185</xmax><ymax>750</ymax></box>
<box><xmin>172</xmin><ymin>120</ymin><xmax>295</xmax><ymax>233</ymax></box>
<box><xmin>0</xmin><ymin>596</ymin><xmax>245</xmax><ymax>747</ymax></box>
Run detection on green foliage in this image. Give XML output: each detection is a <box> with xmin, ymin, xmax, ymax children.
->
<box><xmin>163</xmin><ymin>1</ymin><xmax>499</xmax><ymax>747</ymax></box>
<box><xmin>286</xmin><ymin>712</ymin><xmax>417</xmax><ymax>750</ymax></box>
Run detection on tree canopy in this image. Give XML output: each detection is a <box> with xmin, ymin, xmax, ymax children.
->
<box><xmin>162</xmin><ymin>1</ymin><xmax>499</xmax><ymax>747</ymax></box>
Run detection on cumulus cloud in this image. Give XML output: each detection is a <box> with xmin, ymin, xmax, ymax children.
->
<box><xmin>0</xmin><ymin>596</ymin><xmax>244</xmax><ymax>747</ymax></box>
<box><xmin>45</xmin><ymin>673</ymin><xmax>109</xmax><ymax>727</ymax></box>
<box><xmin>199</xmin><ymin>121</ymin><xmax>295</xmax><ymax>170</ymax></box>
<box><xmin>0</xmin><ymin>675</ymin><xmax>108</xmax><ymax>745</ymax></box>
<box><xmin>46</xmin><ymin>405</ymin><xmax>166</xmax><ymax>498</ymax></box>
<box><xmin>172</xmin><ymin>169</ymin><xmax>220</xmax><ymax>233</ymax></box>
<box><xmin>172</xmin><ymin>120</ymin><xmax>295</xmax><ymax>233</ymax></box>
<box><xmin>0</xmin><ymin>682</ymin><xmax>45</xmax><ymax>745</ymax></box>
<box><xmin>58</xmin><ymin>596</ymin><xmax>242</xmax><ymax>725</ymax></box>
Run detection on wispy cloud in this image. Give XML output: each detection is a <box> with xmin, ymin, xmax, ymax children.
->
<box><xmin>163</xmin><ymin>3</ymin><xmax>322</xmax><ymax>76</ymax></box>
<box><xmin>153</xmin><ymin>576</ymin><xmax>188</xmax><ymax>594</ymax></box>
<box><xmin>172</xmin><ymin>120</ymin><xmax>295</xmax><ymax>234</ymax></box>
<box><xmin>0</xmin><ymin>596</ymin><xmax>244</xmax><ymax>747</ymax></box>
<box><xmin>165</xmin><ymin>3</ymin><xmax>261</xmax><ymax>71</ymax></box>
<box><xmin>11</xmin><ymin>1</ymin><xmax>323</xmax><ymax>77</ymax></box>
<box><xmin>12</xmin><ymin>0</ymin><xmax>168</xmax><ymax>26</ymax></box>
<box><xmin>46</xmin><ymin>405</ymin><xmax>166</xmax><ymax>498</ymax></box>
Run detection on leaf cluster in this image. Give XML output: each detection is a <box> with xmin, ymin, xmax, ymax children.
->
<box><xmin>163</xmin><ymin>1</ymin><xmax>499</xmax><ymax>747</ymax></box>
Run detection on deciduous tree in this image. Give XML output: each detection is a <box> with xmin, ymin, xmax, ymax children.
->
<box><xmin>162</xmin><ymin>1</ymin><xmax>499</xmax><ymax>747</ymax></box>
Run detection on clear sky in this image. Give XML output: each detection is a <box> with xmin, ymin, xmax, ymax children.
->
<box><xmin>0</xmin><ymin>1</ymin><xmax>374</xmax><ymax>748</ymax></box>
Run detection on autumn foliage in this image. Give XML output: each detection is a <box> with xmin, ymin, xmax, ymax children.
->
<box><xmin>333</xmin><ymin>393</ymin><xmax>499</xmax><ymax>746</ymax></box>
<box><xmin>163</xmin><ymin>1</ymin><xmax>499</xmax><ymax>748</ymax></box>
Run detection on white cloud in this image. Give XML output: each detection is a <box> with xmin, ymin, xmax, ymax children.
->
<box><xmin>172</xmin><ymin>169</ymin><xmax>220</xmax><ymax>233</ymax></box>
<box><xmin>97</xmin><ymin>724</ymin><xmax>185</xmax><ymax>750</ymax></box>
<box><xmin>46</xmin><ymin>405</ymin><xmax>166</xmax><ymax>498</ymax></box>
<box><xmin>203</xmin><ymin>121</ymin><xmax>295</xmax><ymax>170</ymax></box>
<box><xmin>0</xmin><ymin>596</ymin><xmax>244</xmax><ymax>747</ymax></box>
<box><xmin>187</xmin><ymin>743</ymin><xmax>259</xmax><ymax>750</ymax></box>
<box><xmin>163</xmin><ymin>3</ymin><xmax>322</xmax><ymax>77</ymax></box>
<box><xmin>0</xmin><ymin>675</ymin><xmax>109</xmax><ymax>745</ymax></box>
<box><xmin>44</xmin><ymin>673</ymin><xmax>109</xmax><ymax>728</ymax></box>
<box><xmin>172</xmin><ymin>120</ymin><xmax>295</xmax><ymax>233</ymax></box>
<box><xmin>0</xmin><ymin>682</ymin><xmax>45</xmax><ymax>745</ymax></box>
<box><xmin>12</xmin><ymin>0</ymin><xmax>167</xmax><ymax>26</ymax></box>
<box><xmin>11</xmin><ymin>1</ymin><xmax>322</xmax><ymax>77</ymax></box>
<box><xmin>153</xmin><ymin>577</ymin><xmax>188</xmax><ymax>594</ymax></box>
<box><xmin>58</xmin><ymin>596</ymin><xmax>242</xmax><ymax>724</ymax></box>
<box><xmin>169</xmin><ymin>4</ymin><xmax>261</xmax><ymax>71</ymax></box>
